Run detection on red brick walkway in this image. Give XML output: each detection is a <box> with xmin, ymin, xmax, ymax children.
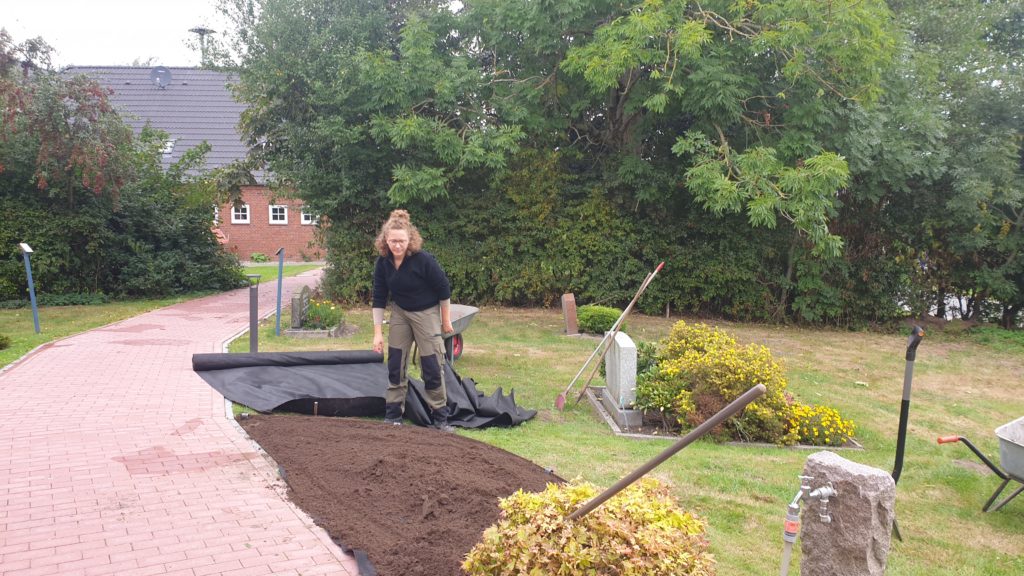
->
<box><xmin>0</xmin><ymin>271</ymin><xmax>361</xmax><ymax>576</ymax></box>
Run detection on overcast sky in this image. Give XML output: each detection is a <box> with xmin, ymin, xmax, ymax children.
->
<box><xmin>5</xmin><ymin>0</ymin><xmax>230</xmax><ymax>68</ymax></box>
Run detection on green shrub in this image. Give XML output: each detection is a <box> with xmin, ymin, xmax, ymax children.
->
<box><xmin>40</xmin><ymin>293</ymin><xmax>111</xmax><ymax>307</ymax></box>
<box><xmin>302</xmin><ymin>298</ymin><xmax>343</xmax><ymax>329</ymax></box>
<box><xmin>636</xmin><ymin>321</ymin><xmax>855</xmax><ymax>445</ymax></box>
<box><xmin>0</xmin><ymin>334</ymin><xmax>10</xmax><ymax>351</ymax></box>
<box><xmin>577</xmin><ymin>305</ymin><xmax>622</xmax><ymax>334</ymax></box>
<box><xmin>463</xmin><ymin>478</ymin><xmax>715</xmax><ymax>576</ymax></box>
<box><xmin>250</xmin><ymin>252</ymin><xmax>269</xmax><ymax>263</ymax></box>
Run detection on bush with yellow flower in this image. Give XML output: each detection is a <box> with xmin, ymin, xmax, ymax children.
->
<box><xmin>635</xmin><ymin>321</ymin><xmax>855</xmax><ymax>446</ymax></box>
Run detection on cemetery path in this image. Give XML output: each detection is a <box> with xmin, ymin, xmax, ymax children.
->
<box><xmin>0</xmin><ymin>269</ymin><xmax>364</xmax><ymax>576</ymax></box>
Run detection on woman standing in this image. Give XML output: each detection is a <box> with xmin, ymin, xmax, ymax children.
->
<box><xmin>372</xmin><ymin>209</ymin><xmax>454</xmax><ymax>429</ymax></box>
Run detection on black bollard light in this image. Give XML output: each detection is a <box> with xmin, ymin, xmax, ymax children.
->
<box><xmin>246</xmin><ymin>274</ymin><xmax>261</xmax><ymax>353</ymax></box>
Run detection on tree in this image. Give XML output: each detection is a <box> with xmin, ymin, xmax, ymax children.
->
<box><xmin>0</xmin><ymin>30</ymin><xmax>243</xmax><ymax>299</ymax></box>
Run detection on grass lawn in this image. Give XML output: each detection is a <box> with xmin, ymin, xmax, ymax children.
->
<box><xmin>234</xmin><ymin>306</ymin><xmax>1024</xmax><ymax>576</ymax></box>
<box><xmin>0</xmin><ymin>264</ymin><xmax>321</xmax><ymax>370</ymax></box>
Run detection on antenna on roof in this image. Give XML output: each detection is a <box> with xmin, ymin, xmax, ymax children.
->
<box><xmin>150</xmin><ymin>66</ymin><xmax>173</xmax><ymax>89</ymax></box>
<box><xmin>189</xmin><ymin>26</ymin><xmax>216</xmax><ymax>65</ymax></box>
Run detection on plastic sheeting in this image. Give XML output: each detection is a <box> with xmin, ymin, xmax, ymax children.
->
<box><xmin>192</xmin><ymin>350</ymin><xmax>536</xmax><ymax>428</ymax></box>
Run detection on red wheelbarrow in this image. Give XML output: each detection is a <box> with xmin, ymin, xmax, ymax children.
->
<box><xmin>938</xmin><ymin>415</ymin><xmax>1024</xmax><ymax>512</ymax></box>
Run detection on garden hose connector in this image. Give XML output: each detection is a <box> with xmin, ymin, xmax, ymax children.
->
<box><xmin>783</xmin><ymin>504</ymin><xmax>801</xmax><ymax>544</ymax></box>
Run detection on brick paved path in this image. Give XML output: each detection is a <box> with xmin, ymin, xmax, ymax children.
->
<box><xmin>0</xmin><ymin>271</ymin><xmax>361</xmax><ymax>576</ymax></box>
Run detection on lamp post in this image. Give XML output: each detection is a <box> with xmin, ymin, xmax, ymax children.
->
<box><xmin>19</xmin><ymin>243</ymin><xmax>40</xmax><ymax>334</ymax></box>
<box><xmin>275</xmin><ymin>248</ymin><xmax>284</xmax><ymax>336</ymax></box>
<box><xmin>246</xmin><ymin>274</ymin><xmax>261</xmax><ymax>353</ymax></box>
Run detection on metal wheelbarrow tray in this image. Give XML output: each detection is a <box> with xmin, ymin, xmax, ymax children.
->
<box><xmin>939</xmin><ymin>415</ymin><xmax>1024</xmax><ymax>512</ymax></box>
<box><xmin>445</xmin><ymin>304</ymin><xmax>479</xmax><ymax>361</ymax></box>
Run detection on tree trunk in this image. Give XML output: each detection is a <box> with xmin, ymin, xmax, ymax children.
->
<box><xmin>934</xmin><ymin>290</ymin><xmax>946</xmax><ymax>320</ymax></box>
<box><xmin>1002</xmin><ymin>304</ymin><xmax>1021</xmax><ymax>329</ymax></box>
<box><xmin>775</xmin><ymin>240</ymin><xmax>797</xmax><ymax>322</ymax></box>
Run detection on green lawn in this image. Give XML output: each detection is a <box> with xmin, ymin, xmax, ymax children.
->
<box><xmin>6</xmin><ymin>289</ymin><xmax>1021</xmax><ymax>575</ymax></box>
<box><xmin>235</xmin><ymin>306</ymin><xmax>1024</xmax><ymax>576</ymax></box>
<box><xmin>0</xmin><ymin>264</ymin><xmax>320</xmax><ymax>370</ymax></box>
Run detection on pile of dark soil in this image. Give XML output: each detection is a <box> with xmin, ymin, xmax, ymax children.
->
<box><xmin>239</xmin><ymin>415</ymin><xmax>559</xmax><ymax>576</ymax></box>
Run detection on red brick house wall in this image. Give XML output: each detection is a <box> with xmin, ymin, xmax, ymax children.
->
<box><xmin>215</xmin><ymin>186</ymin><xmax>324</xmax><ymax>262</ymax></box>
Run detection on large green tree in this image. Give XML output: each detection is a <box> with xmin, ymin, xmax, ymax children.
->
<box><xmin>216</xmin><ymin>0</ymin><xmax>1023</xmax><ymax>326</ymax></box>
<box><xmin>0</xmin><ymin>31</ymin><xmax>243</xmax><ymax>299</ymax></box>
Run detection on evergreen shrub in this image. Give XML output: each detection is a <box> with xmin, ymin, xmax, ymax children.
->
<box><xmin>463</xmin><ymin>478</ymin><xmax>714</xmax><ymax>576</ymax></box>
<box><xmin>577</xmin><ymin>305</ymin><xmax>622</xmax><ymax>334</ymax></box>
<box><xmin>0</xmin><ymin>334</ymin><xmax>10</xmax><ymax>350</ymax></box>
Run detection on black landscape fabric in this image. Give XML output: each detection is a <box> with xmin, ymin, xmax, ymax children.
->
<box><xmin>192</xmin><ymin>350</ymin><xmax>536</xmax><ymax>428</ymax></box>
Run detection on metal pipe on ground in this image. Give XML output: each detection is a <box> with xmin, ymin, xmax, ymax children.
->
<box><xmin>569</xmin><ymin>383</ymin><xmax>766</xmax><ymax>521</ymax></box>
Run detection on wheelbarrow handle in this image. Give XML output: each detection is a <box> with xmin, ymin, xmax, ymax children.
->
<box><xmin>938</xmin><ymin>435</ymin><xmax>1008</xmax><ymax>479</ymax></box>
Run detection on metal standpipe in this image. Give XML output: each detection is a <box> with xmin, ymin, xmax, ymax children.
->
<box><xmin>246</xmin><ymin>274</ymin><xmax>261</xmax><ymax>353</ymax></box>
<box><xmin>568</xmin><ymin>384</ymin><xmax>766</xmax><ymax>521</ymax></box>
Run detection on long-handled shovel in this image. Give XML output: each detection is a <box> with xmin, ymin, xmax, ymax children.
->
<box><xmin>891</xmin><ymin>325</ymin><xmax>924</xmax><ymax>541</ymax></box>
<box><xmin>555</xmin><ymin>262</ymin><xmax>664</xmax><ymax>410</ymax></box>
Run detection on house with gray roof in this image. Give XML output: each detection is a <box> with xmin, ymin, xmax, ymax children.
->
<box><xmin>65</xmin><ymin>66</ymin><xmax>323</xmax><ymax>262</ymax></box>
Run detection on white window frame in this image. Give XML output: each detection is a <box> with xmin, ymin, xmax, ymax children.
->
<box><xmin>269</xmin><ymin>204</ymin><xmax>288</xmax><ymax>225</ymax></box>
<box><xmin>300</xmin><ymin>210</ymin><xmax>317</xmax><ymax>225</ymax></box>
<box><xmin>230</xmin><ymin>204</ymin><xmax>250</xmax><ymax>224</ymax></box>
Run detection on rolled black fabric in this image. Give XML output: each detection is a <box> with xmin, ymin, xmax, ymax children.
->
<box><xmin>193</xmin><ymin>350</ymin><xmax>535</xmax><ymax>428</ymax></box>
<box><xmin>192</xmin><ymin>350</ymin><xmax>383</xmax><ymax>371</ymax></box>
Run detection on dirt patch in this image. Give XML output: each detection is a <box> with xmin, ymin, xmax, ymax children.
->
<box><xmin>239</xmin><ymin>414</ymin><xmax>559</xmax><ymax>576</ymax></box>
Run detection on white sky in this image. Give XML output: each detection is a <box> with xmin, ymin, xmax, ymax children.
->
<box><xmin>4</xmin><ymin>1</ymin><xmax>230</xmax><ymax>68</ymax></box>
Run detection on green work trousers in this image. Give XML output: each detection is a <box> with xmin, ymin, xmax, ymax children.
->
<box><xmin>385</xmin><ymin>304</ymin><xmax>447</xmax><ymax>416</ymax></box>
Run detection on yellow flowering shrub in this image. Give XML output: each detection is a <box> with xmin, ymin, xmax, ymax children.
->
<box><xmin>788</xmin><ymin>403</ymin><xmax>856</xmax><ymax>446</ymax></box>
<box><xmin>636</xmin><ymin>321</ymin><xmax>855</xmax><ymax>446</ymax></box>
<box><xmin>303</xmin><ymin>298</ymin><xmax>343</xmax><ymax>329</ymax></box>
<box><xmin>463</xmin><ymin>478</ymin><xmax>715</xmax><ymax>576</ymax></box>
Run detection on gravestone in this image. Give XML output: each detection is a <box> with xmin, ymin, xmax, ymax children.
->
<box><xmin>561</xmin><ymin>293</ymin><xmax>579</xmax><ymax>335</ymax></box>
<box><xmin>291</xmin><ymin>286</ymin><xmax>311</xmax><ymax>329</ymax></box>
<box><xmin>601</xmin><ymin>331</ymin><xmax>642</xmax><ymax>428</ymax></box>
<box><xmin>801</xmin><ymin>451</ymin><xmax>896</xmax><ymax>576</ymax></box>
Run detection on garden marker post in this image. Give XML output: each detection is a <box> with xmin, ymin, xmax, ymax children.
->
<box><xmin>569</xmin><ymin>384</ymin><xmax>765</xmax><ymax>521</ymax></box>
<box><xmin>275</xmin><ymin>248</ymin><xmax>284</xmax><ymax>336</ymax></box>
<box><xmin>246</xmin><ymin>274</ymin><xmax>261</xmax><ymax>352</ymax></box>
<box><xmin>19</xmin><ymin>243</ymin><xmax>40</xmax><ymax>334</ymax></box>
<box><xmin>891</xmin><ymin>325</ymin><xmax>924</xmax><ymax>541</ymax></box>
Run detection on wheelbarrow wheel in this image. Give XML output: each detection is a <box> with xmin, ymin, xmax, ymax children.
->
<box><xmin>451</xmin><ymin>334</ymin><xmax>464</xmax><ymax>360</ymax></box>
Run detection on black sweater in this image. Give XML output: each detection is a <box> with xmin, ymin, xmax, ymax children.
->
<box><xmin>372</xmin><ymin>251</ymin><xmax>451</xmax><ymax>312</ymax></box>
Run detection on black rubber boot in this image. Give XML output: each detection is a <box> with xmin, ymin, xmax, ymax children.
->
<box><xmin>384</xmin><ymin>402</ymin><xmax>404</xmax><ymax>426</ymax></box>
<box><xmin>431</xmin><ymin>406</ymin><xmax>454</xmax><ymax>432</ymax></box>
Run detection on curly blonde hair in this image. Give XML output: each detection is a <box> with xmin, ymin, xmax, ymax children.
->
<box><xmin>374</xmin><ymin>209</ymin><xmax>424</xmax><ymax>257</ymax></box>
